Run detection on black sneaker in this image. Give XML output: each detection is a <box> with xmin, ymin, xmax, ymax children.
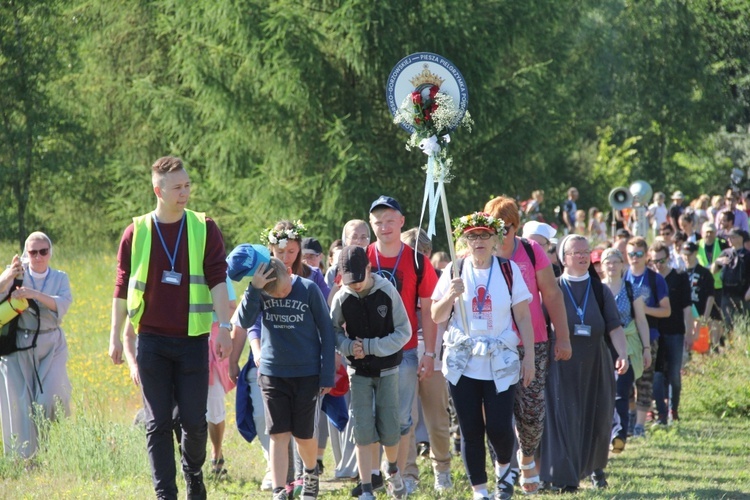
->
<box><xmin>350</xmin><ymin>473</ymin><xmax>384</xmax><ymax>497</ymax></box>
<box><xmin>185</xmin><ymin>471</ymin><xmax>207</xmax><ymax>500</ymax></box>
<box><xmin>273</xmin><ymin>487</ymin><xmax>289</xmax><ymax>500</ymax></box>
<box><xmin>301</xmin><ymin>471</ymin><xmax>319</xmax><ymax>499</ymax></box>
<box><xmin>591</xmin><ymin>469</ymin><xmax>608</xmax><ymax>489</ymax></box>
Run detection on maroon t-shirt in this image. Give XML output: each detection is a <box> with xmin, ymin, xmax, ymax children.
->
<box><xmin>114</xmin><ymin>215</ymin><xmax>227</xmax><ymax>337</ymax></box>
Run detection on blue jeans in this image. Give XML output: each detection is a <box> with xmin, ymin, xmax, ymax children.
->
<box><xmin>653</xmin><ymin>334</ymin><xmax>684</xmax><ymax>422</ymax></box>
<box><xmin>615</xmin><ymin>365</ymin><xmax>635</xmax><ymax>440</ymax></box>
<box><xmin>137</xmin><ymin>334</ymin><xmax>209</xmax><ymax>499</ymax></box>
<box><xmin>397</xmin><ymin>348</ymin><xmax>419</xmax><ymax>435</ymax></box>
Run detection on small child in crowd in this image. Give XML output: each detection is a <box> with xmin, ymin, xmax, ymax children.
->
<box><xmin>237</xmin><ymin>257</ymin><xmax>335</xmax><ymax>500</ymax></box>
<box><xmin>330</xmin><ymin>246</ymin><xmax>411</xmax><ymax>500</ymax></box>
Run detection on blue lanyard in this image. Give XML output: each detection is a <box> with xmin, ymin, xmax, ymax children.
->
<box><xmin>152</xmin><ymin>213</ymin><xmax>185</xmax><ymax>272</ymax></box>
<box><xmin>375</xmin><ymin>243</ymin><xmax>404</xmax><ymax>287</ymax></box>
<box><xmin>28</xmin><ymin>271</ymin><xmax>50</xmax><ymax>293</ymax></box>
<box><xmin>626</xmin><ymin>269</ymin><xmax>646</xmax><ymax>290</ymax></box>
<box><xmin>471</xmin><ymin>260</ymin><xmax>493</xmax><ymax>314</ymax></box>
<box><xmin>562</xmin><ymin>278</ymin><xmax>591</xmax><ymax>324</ymax></box>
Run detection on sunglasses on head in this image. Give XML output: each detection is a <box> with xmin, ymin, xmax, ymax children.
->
<box><xmin>627</xmin><ymin>250</ymin><xmax>645</xmax><ymax>258</ymax></box>
<box><xmin>28</xmin><ymin>248</ymin><xmax>49</xmax><ymax>257</ymax></box>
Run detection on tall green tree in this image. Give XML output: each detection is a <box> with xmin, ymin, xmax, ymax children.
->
<box><xmin>0</xmin><ymin>1</ymin><xmax>81</xmax><ymax>248</ymax></box>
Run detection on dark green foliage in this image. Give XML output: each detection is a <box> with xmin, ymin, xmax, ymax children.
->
<box><xmin>1</xmin><ymin>0</ymin><xmax>750</xmax><ymax>251</ymax></box>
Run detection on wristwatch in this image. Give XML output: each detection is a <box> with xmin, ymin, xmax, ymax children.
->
<box><xmin>423</xmin><ymin>352</ymin><xmax>437</xmax><ymax>359</ymax></box>
<box><xmin>219</xmin><ymin>322</ymin><xmax>233</xmax><ymax>331</ymax></box>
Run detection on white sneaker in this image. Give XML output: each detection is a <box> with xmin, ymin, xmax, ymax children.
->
<box><xmin>261</xmin><ymin>470</ymin><xmax>273</xmax><ymax>491</ymax></box>
<box><xmin>404</xmin><ymin>478</ymin><xmax>419</xmax><ymax>495</ymax></box>
<box><xmin>434</xmin><ymin>471</ymin><xmax>453</xmax><ymax>491</ymax></box>
<box><xmin>386</xmin><ymin>470</ymin><xmax>407</xmax><ymax>499</ymax></box>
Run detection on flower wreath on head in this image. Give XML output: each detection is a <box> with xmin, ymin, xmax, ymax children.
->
<box><xmin>452</xmin><ymin>212</ymin><xmax>504</xmax><ymax>241</ymax></box>
<box><xmin>260</xmin><ymin>220</ymin><xmax>307</xmax><ymax>249</ymax></box>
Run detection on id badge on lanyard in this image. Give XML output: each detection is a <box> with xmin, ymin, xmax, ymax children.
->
<box><xmin>563</xmin><ymin>278</ymin><xmax>591</xmax><ymax>336</ymax></box>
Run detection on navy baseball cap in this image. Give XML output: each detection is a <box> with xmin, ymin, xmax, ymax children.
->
<box><xmin>339</xmin><ymin>245</ymin><xmax>369</xmax><ymax>285</ymax></box>
<box><xmin>226</xmin><ymin>244</ymin><xmax>271</xmax><ymax>281</ymax></box>
<box><xmin>301</xmin><ymin>237</ymin><xmax>323</xmax><ymax>255</ymax></box>
<box><xmin>369</xmin><ymin>195</ymin><xmax>402</xmax><ymax>214</ymax></box>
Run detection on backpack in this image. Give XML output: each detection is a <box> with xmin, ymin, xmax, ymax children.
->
<box><xmin>518</xmin><ymin>238</ymin><xmax>536</xmax><ymax>268</ymax></box>
<box><xmin>413</xmin><ymin>250</ymin><xmax>425</xmax><ymax>310</ymax></box>
<box><xmin>720</xmin><ymin>249</ymin><xmax>748</xmax><ymax>290</ymax></box>
<box><xmin>0</xmin><ymin>278</ymin><xmax>41</xmax><ymax>355</ymax></box>
<box><xmin>0</xmin><ymin>278</ymin><xmax>42</xmax><ymax>389</ymax></box>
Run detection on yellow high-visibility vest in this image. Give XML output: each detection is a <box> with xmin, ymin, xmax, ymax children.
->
<box><xmin>696</xmin><ymin>239</ymin><xmax>724</xmax><ymax>290</ymax></box>
<box><xmin>127</xmin><ymin>209</ymin><xmax>213</xmax><ymax>335</ymax></box>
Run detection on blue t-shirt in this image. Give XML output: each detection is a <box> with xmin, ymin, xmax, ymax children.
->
<box><xmin>565</xmin><ymin>200</ymin><xmax>577</xmax><ymax>225</ymax></box>
<box><xmin>624</xmin><ymin>268</ymin><xmax>669</xmax><ymax>341</ymax></box>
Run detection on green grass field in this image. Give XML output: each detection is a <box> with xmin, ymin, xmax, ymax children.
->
<box><xmin>1</xmin><ymin>248</ymin><xmax>749</xmax><ymax>499</ymax></box>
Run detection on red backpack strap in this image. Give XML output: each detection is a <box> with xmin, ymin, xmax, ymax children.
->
<box><xmin>498</xmin><ymin>257</ymin><xmax>517</xmax><ymax>329</ymax></box>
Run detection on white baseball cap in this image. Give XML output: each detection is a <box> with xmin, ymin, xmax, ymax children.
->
<box><xmin>522</xmin><ymin>221</ymin><xmax>558</xmax><ymax>245</ymax></box>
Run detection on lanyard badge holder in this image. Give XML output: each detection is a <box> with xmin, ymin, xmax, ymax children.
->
<box><xmin>563</xmin><ymin>278</ymin><xmax>592</xmax><ymax>337</ymax></box>
<box><xmin>153</xmin><ymin>213</ymin><xmax>185</xmax><ymax>286</ymax></box>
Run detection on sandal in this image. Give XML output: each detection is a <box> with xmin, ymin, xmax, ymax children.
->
<box><xmin>495</xmin><ymin>465</ymin><xmax>515</xmax><ymax>500</ymax></box>
<box><xmin>517</xmin><ymin>450</ymin><xmax>541</xmax><ymax>495</ymax></box>
<box><xmin>211</xmin><ymin>457</ymin><xmax>227</xmax><ymax>476</ymax></box>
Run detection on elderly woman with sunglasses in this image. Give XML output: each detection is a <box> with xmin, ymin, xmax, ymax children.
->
<box><xmin>432</xmin><ymin>212</ymin><xmax>535</xmax><ymax>500</ymax></box>
<box><xmin>0</xmin><ymin>232</ymin><xmax>73</xmax><ymax>458</ymax></box>
<box><xmin>538</xmin><ymin>235</ymin><xmax>628</xmax><ymax>493</ymax></box>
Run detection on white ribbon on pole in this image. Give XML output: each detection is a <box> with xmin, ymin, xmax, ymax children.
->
<box><xmin>438</xmin><ymin>183</ymin><xmax>471</xmax><ymax>337</ymax></box>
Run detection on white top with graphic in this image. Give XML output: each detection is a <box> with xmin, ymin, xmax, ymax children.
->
<box><xmin>433</xmin><ymin>258</ymin><xmax>531</xmax><ymax>380</ymax></box>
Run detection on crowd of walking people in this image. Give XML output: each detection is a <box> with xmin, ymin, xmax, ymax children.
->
<box><xmin>1</xmin><ymin>156</ymin><xmax>747</xmax><ymax>500</ymax></box>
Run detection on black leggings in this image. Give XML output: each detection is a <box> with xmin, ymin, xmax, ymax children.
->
<box><xmin>449</xmin><ymin>375</ymin><xmax>516</xmax><ymax>486</ymax></box>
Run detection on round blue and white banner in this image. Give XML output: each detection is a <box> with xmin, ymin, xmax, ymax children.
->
<box><xmin>386</xmin><ymin>52</ymin><xmax>469</xmax><ymax>134</ymax></box>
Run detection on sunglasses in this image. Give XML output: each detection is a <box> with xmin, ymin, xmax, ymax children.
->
<box><xmin>466</xmin><ymin>232</ymin><xmax>493</xmax><ymax>241</ymax></box>
<box><xmin>501</xmin><ymin>224</ymin><xmax>512</xmax><ymax>236</ymax></box>
<box><xmin>650</xmin><ymin>257</ymin><xmax>668</xmax><ymax>265</ymax></box>
<box><xmin>28</xmin><ymin>248</ymin><xmax>50</xmax><ymax>257</ymax></box>
<box><xmin>660</xmin><ymin>231</ymin><xmax>673</xmax><ymax>236</ymax></box>
<box><xmin>627</xmin><ymin>250</ymin><xmax>645</xmax><ymax>258</ymax></box>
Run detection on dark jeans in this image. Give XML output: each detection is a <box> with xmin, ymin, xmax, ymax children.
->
<box><xmin>653</xmin><ymin>334</ymin><xmax>684</xmax><ymax>423</ymax></box>
<box><xmin>720</xmin><ymin>292</ymin><xmax>745</xmax><ymax>328</ymax></box>
<box><xmin>615</xmin><ymin>365</ymin><xmax>635</xmax><ymax>440</ymax></box>
<box><xmin>137</xmin><ymin>333</ymin><xmax>209</xmax><ymax>499</ymax></box>
<box><xmin>449</xmin><ymin>376</ymin><xmax>515</xmax><ymax>487</ymax></box>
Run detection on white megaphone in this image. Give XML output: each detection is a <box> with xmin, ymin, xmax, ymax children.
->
<box><xmin>609</xmin><ymin>187</ymin><xmax>632</xmax><ymax>210</ymax></box>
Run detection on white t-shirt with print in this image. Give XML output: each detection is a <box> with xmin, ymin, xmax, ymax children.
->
<box><xmin>433</xmin><ymin>258</ymin><xmax>532</xmax><ymax>380</ymax></box>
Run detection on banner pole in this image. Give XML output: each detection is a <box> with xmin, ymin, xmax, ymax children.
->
<box><xmin>438</xmin><ymin>183</ymin><xmax>471</xmax><ymax>337</ymax></box>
